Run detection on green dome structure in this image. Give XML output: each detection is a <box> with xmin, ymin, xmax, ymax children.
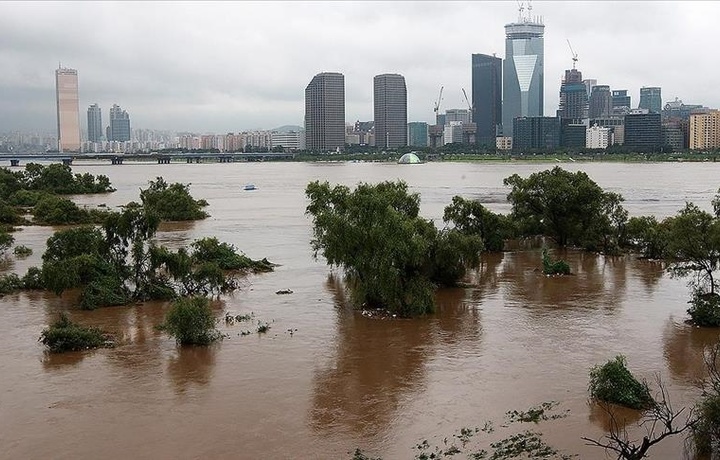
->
<box><xmin>398</xmin><ymin>153</ymin><xmax>422</xmax><ymax>164</ymax></box>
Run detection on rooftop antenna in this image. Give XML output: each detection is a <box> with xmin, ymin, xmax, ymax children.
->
<box><xmin>517</xmin><ymin>1</ymin><xmax>525</xmax><ymax>22</ymax></box>
<box><xmin>566</xmin><ymin>39</ymin><xmax>578</xmax><ymax>69</ymax></box>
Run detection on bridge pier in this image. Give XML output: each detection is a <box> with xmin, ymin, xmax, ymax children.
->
<box><xmin>10</xmin><ymin>159</ymin><xmax>19</xmax><ymax>167</ymax></box>
<box><xmin>111</xmin><ymin>157</ymin><xmax>124</xmax><ymax>165</ymax></box>
<box><xmin>157</xmin><ymin>157</ymin><xmax>171</xmax><ymax>164</ymax></box>
<box><xmin>62</xmin><ymin>158</ymin><xmax>73</xmax><ymax>165</ymax></box>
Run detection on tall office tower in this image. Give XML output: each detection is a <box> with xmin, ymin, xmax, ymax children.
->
<box><xmin>625</xmin><ymin>112</ymin><xmax>662</xmax><ymax>151</ymax></box>
<box><xmin>503</xmin><ymin>10</ymin><xmax>545</xmax><ymax>136</ymax></box>
<box><xmin>589</xmin><ymin>85</ymin><xmax>612</xmax><ymax>119</ymax></box>
<box><xmin>87</xmin><ymin>103</ymin><xmax>103</xmax><ymax>142</ymax></box>
<box><xmin>639</xmin><ymin>87</ymin><xmax>662</xmax><ymax>113</ymax></box>
<box><xmin>305</xmin><ymin>72</ymin><xmax>345</xmax><ymax>151</ymax></box>
<box><xmin>471</xmin><ymin>53</ymin><xmax>502</xmax><ymax>147</ymax></box>
<box><xmin>611</xmin><ymin>90</ymin><xmax>631</xmax><ymax>114</ymax></box>
<box><xmin>557</xmin><ymin>68</ymin><xmax>587</xmax><ymax>121</ymax></box>
<box><xmin>583</xmin><ymin>79</ymin><xmax>597</xmax><ymax>99</ymax></box>
<box><xmin>55</xmin><ymin>66</ymin><xmax>81</xmax><ymax>152</ymax></box>
<box><xmin>108</xmin><ymin>104</ymin><xmax>131</xmax><ymax>141</ymax></box>
<box><xmin>373</xmin><ymin>73</ymin><xmax>407</xmax><ymax>148</ymax></box>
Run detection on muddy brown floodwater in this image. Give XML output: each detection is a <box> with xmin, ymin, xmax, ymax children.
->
<box><xmin>1</xmin><ymin>161</ymin><xmax>720</xmax><ymax>459</ymax></box>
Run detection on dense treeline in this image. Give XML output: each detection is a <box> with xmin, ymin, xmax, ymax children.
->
<box><xmin>307</xmin><ymin>166</ymin><xmax>720</xmax><ymax>325</ymax></box>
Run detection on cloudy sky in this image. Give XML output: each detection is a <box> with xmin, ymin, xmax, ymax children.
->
<box><xmin>1</xmin><ymin>1</ymin><xmax>718</xmax><ymax>134</ymax></box>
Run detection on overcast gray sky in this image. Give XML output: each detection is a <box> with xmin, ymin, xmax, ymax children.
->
<box><xmin>1</xmin><ymin>1</ymin><xmax>717</xmax><ymax>134</ymax></box>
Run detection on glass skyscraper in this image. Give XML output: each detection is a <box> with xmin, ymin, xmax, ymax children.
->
<box><xmin>502</xmin><ymin>15</ymin><xmax>544</xmax><ymax>136</ymax></box>
<box><xmin>639</xmin><ymin>87</ymin><xmax>662</xmax><ymax>114</ymax></box>
<box><xmin>471</xmin><ymin>53</ymin><xmax>502</xmax><ymax>147</ymax></box>
<box><xmin>109</xmin><ymin>104</ymin><xmax>131</xmax><ymax>142</ymax></box>
<box><xmin>87</xmin><ymin>103</ymin><xmax>102</xmax><ymax>143</ymax></box>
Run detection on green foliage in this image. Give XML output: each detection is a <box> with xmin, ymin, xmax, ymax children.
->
<box><xmin>79</xmin><ymin>276</ymin><xmax>132</xmax><ymax>310</ymax></box>
<box><xmin>21</xmin><ymin>163</ymin><xmax>114</xmax><ymax>194</ymax></box>
<box><xmin>306</xmin><ymin>180</ymin><xmax>483</xmax><ymax>316</ymax></box>
<box><xmin>0</xmin><ymin>273</ymin><xmax>23</xmax><ymax>295</ymax></box>
<box><xmin>139</xmin><ymin>177</ymin><xmax>209</xmax><ymax>221</ymax></box>
<box><xmin>664</xmin><ymin>203</ymin><xmax>720</xmax><ymax>296</ymax></box>
<box><xmin>687</xmin><ymin>293</ymin><xmax>720</xmax><ymax>327</ymax></box>
<box><xmin>588</xmin><ymin>355</ymin><xmax>655</xmax><ymax>410</ymax></box>
<box><xmin>7</xmin><ymin>189</ymin><xmax>52</xmax><ymax>207</ymax></box>
<box><xmin>693</xmin><ymin>394</ymin><xmax>720</xmax><ymax>456</ymax></box>
<box><xmin>625</xmin><ymin>215</ymin><xmax>669</xmax><ymax>259</ymax></box>
<box><xmin>443</xmin><ymin>196</ymin><xmax>513</xmax><ymax>251</ymax></box>
<box><xmin>21</xmin><ymin>267</ymin><xmax>44</xmax><ymax>290</ymax></box>
<box><xmin>161</xmin><ymin>296</ymin><xmax>221</xmax><ymax>345</ymax></box>
<box><xmin>38</xmin><ymin>312</ymin><xmax>109</xmax><ymax>353</ymax></box>
<box><xmin>0</xmin><ymin>230</ymin><xmax>14</xmax><ymax>252</ymax></box>
<box><xmin>13</xmin><ymin>245</ymin><xmax>32</xmax><ymax>257</ymax></box>
<box><xmin>541</xmin><ymin>248</ymin><xmax>570</xmax><ymax>275</ymax></box>
<box><xmin>32</xmin><ymin>194</ymin><xmax>107</xmax><ymax>225</ymax></box>
<box><xmin>504</xmin><ymin>167</ymin><xmax>627</xmax><ymax>249</ymax></box>
<box><xmin>190</xmin><ymin>237</ymin><xmax>274</xmax><ymax>272</ymax></box>
<box><xmin>0</xmin><ymin>199</ymin><xmax>22</xmax><ymax>226</ymax></box>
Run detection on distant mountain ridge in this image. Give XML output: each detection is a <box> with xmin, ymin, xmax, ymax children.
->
<box><xmin>272</xmin><ymin>125</ymin><xmax>303</xmax><ymax>133</ymax></box>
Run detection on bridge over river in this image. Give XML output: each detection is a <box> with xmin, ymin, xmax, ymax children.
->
<box><xmin>0</xmin><ymin>151</ymin><xmax>296</xmax><ymax>166</ymax></box>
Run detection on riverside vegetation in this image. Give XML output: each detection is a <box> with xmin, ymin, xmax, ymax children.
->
<box><xmin>6</xmin><ymin>163</ymin><xmax>720</xmax><ymax>456</ymax></box>
<box><xmin>0</xmin><ymin>167</ymin><xmax>274</xmax><ymax>351</ymax></box>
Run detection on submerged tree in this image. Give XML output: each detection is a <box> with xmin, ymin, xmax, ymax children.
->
<box><xmin>503</xmin><ymin>167</ymin><xmax>627</xmax><ymax>250</ymax></box>
<box><xmin>306</xmin><ymin>180</ymin><xmax>483</xmax><ymax>316</ymax></box>
<box><xmin>139</xmin><ymin>177</ymin><xmax>209</xmax><ymax>221</ymax></box>
<box><xmin>442</xmin><ymin>195</ymin><xmax>513</xmax><ymax>252</ymax></box>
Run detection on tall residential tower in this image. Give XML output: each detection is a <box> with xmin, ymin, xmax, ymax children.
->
<box><xmin>471</xmin><ymin>53</ymin><xmax>502</xmax><ymax>147</ymax></box>
<box><xmin>502</xmin><ymin>9</ymin><xmax>544</xmax><ymax>136</ymax></box>
<box><xmin>55</xmin><ymin>66</ymin><xmax>81</xmax><ymax>152</ymax></box>
<box><xmin>373</xmin><ymin>73</ymin><xmax>407</xmax><ymax>148</ymax></box>
<box><xmin>305</xmin><ymin>72</ymin><xmax>345</xmax><ymax>152</ymax></box>
<box><xmin>108</xmin><ymin>104</ymin><xmax>131</xmax><ymax>142</ymax></box>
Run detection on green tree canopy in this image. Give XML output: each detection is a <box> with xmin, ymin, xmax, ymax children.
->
<box><xmin>139</xmin><ymin>177</ymin><xmax>209</xmax><ymax>221</ymax></box>
<box><xmin>503</xmin><ymin>167</ymin><xmax>627</xmax><ymax>250</ymax></box>
<box><xmin>305</xmin><ymin>180</ymin><xmax>483</xmax><ymax>317</ymax></box>
<box><xmin>442</xmin><ymin>195</ymin><xmax>513</xmax><ymax>252</ymax></box>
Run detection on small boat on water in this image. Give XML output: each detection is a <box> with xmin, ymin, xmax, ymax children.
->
<box><xmin>244</xmin><ymin>184</ymin><xmax>257</xmax><ymax>191</ymax></box>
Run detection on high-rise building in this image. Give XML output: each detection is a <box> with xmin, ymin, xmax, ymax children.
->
<box><xmin>502</xmin><ymin>12</ymin><xmax>544</xmax><ymax>136</ymax></box>
<box><xmin>583</xmin><ymin>79</ymin><xmax>597</xmax><ymax>99</ymax></box>
<box><xmin>589</xmin><ymin>85</ymin><xmax>612</xmax><ymax>119</ymax></box>
<box><xmin>689</xmin><ymin>110</ymin><xmax>720</xmax><ymax>150</ymax></box>
<box><xmin>512</xmin><ymin>116</ymin><xmax>560</xmax><ymax>151</ymax></box>
<box><xmin>611</xmin><ymin>90</ymin><xmax>631</xmax><ymax>115</ymax></box>
<box><xmin>407</xmin><ymin>122</ymin><xmax>428</xmax><ymax>147</ymax></box>
<box><xmin>624</xmin><ymin>112</ymin><xmax>662</xmax><ymax>151</ymax></box>
<box><xmin>557</xmin><ymin>68</ymin><xmax>587</xmax><ymax>121</ymax></box>
<box><xmin>55</xmin><ymin>66</ymin><xmax>81</xmax><ymax>152</ymax></box>
<box><xmin>305</xmin><ymin>72</ymin><xmax>345</xmax><ymax>152</ymax></box>
<box><xmin>108</xmin><ymin>104</ymin><xmax>131</xmax><ymax>142</ymax></box>
<box><xmin>471</xmin><ymin>53</ymin><xmax>502</xmax><ymax>147</ymax></box>
<box><xmin>445</xmin><ymin>109</ymin><xmax>471</xmax><ymax>124</ymax></box>
<box><xmin>373</xmin><ymin>74</ymin><xmax>407</xmax><ymax>148</ymax></box>
<box><xmin>586</xmin><ymin>125</ymin><xmax>613</xmax><ymax>149</ymax></box>
<box><xmin>560</xmin><ymin>120</ymin><xmax>587</xmax><ymax>148</ymax></box>
<box><xmin>639</xmin><ymin>87</ymin><xmax>662</xmax><ymax>114</ymax></box>
<box><xmin>87</xmin><ymin>103</ymin><xmax>102</xmax><ymax>143</ymax></box>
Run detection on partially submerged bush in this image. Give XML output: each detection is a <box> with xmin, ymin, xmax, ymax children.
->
<box><xmin>22</xmin><ymin>267</ymin><xmax>44</xmax><ymax>290</ymax></box>
<box><xmin>688</xmin><ymin>293</ymin><xmax>720</xmax><ymax>327</ymax></box>
<box><xmin>13</xmin><ymin>245</ymin><xmax>32</xmax><ymax>257</ymax></box>
<box><xmin>541</xmin><ymin>248</ymin><xmax>570</xmax><ymax>275</ymax></box>
<box><xmin>39</xmin><ymin>312</ymin><xmax>109</xmax><ymax>353</ymax></box>
<box><xmin>140</xmin><ymin>177</ymin><xmax>209</xmax><ymax>221</ymax></box>
<box><xmin>160</xmin><ymin>296</ymin><xmax>221</xmax><ymax>345</ymax></box>
<box><xmin>589</xmin><ymin>355</ymin><xmax>655</xmax><ymax>410</ymax></box>
<box><xmin>190</xmin><ymin>237</ymin><xmax>274</xmax><ymax>272</ymax></box>
<box><xmin>0</xmin><ymin>273</ymin><xmax>23</xmax><ymax>295</ymax></box>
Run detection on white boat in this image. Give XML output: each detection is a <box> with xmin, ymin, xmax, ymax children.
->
<box><xmin>244</xmin><ymin>184</ymin><xmax>257</xmax><ymax>191</ymax></box>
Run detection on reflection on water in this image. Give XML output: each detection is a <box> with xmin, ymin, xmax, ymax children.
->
<box><xmin>630</xmin><ymin>259</ymin><xmax>665</xmax><ymax>295</ymax></box>
<box><xmin>167</xmin><ymin>345</ymin><xmax>218</xmax><ymax>395</ymax></box>
<box><xmin>663</xmin><ymin>319</ymin><xmax>720</xmax><ymax>384</ymax></box>
<box><xmin>587</xmin><ymin>401</ymin><xmax>643</xmax><ymax>432</ymax></box>
<box><xmin>499</xmin><ymin>249</ymin><xmax>627</xmax><ymax>311</ymax></box>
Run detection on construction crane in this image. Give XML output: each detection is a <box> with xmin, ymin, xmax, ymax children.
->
<box><xmin>461</xmin><ymin>88</ymin><xmax>473</xmax><ymax>122</ymax></box>
<box><xmin>433</xmin><ymin>86</ymin><xmax>444</xmax><ymax>124</ymax></box>
<box><xmin>566</xmin><ymin>39</ymin><xmax>578</xmax><ymax>69</ymax></box>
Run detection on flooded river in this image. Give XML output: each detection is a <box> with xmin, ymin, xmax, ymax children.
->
<box><xmin>1</xmin><ymin>161</ymin><xmax>719</xmax><ymax>459</ymax></box>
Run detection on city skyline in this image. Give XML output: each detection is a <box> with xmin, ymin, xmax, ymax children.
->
<box><xmin>2</xmin><ymin>1</ymin><xmax>719</xmax><ymax>133</ymax></box>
